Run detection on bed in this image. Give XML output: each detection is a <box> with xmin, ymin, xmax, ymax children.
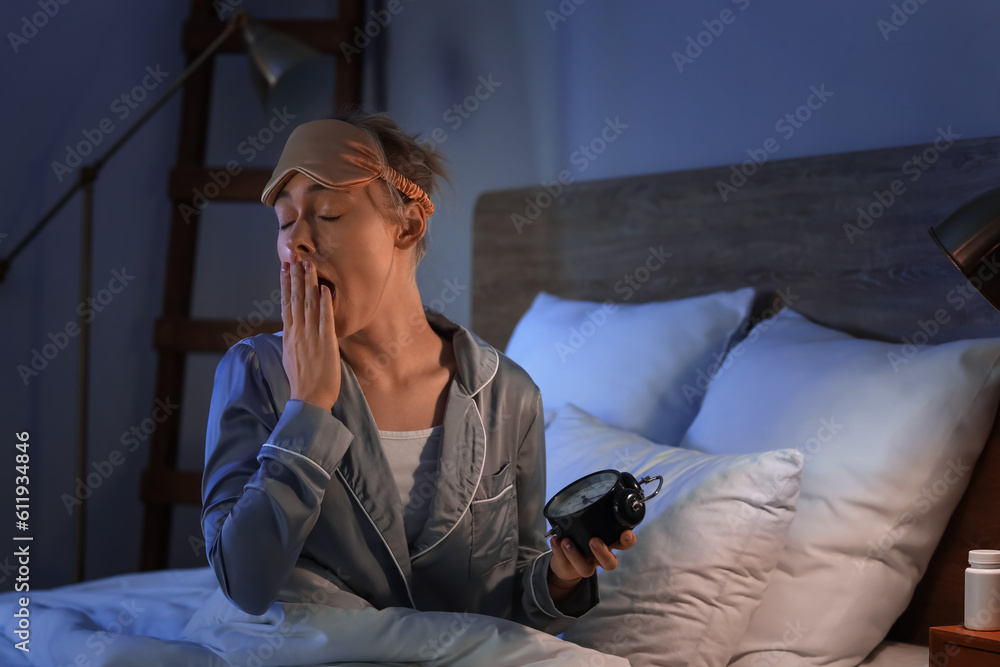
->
<box><xmin>472</xmin><ymin>129</ymin><xmax>1000</xmax><ymax>666</ymax></box>
<box><xmin>3</xmin><ymin>132</ymin><xmax>1000</xmax><ymax>666</ymax></box>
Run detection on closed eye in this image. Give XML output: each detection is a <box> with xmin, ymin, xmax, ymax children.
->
<box><xmin>278</xmin><ymin>215</ymin><xmax>340</xmax><ymax>231</ymax></box>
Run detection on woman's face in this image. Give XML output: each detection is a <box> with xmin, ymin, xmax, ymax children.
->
<box><xmin>273</xmin><ymin>171</ymin><xmax>399</xmax><ymax>337</ymax></box>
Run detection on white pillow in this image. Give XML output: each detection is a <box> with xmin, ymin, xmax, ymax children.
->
<box><xmin>678</xmin><ymin>308</ymin><xmax>1000</xmax><ymax>667</ymax></box>
<box><xmin>505</xmin><ymin>288</ymin><xmax>756</xmax><ymax>444</ymax></box>
<box><xmin>548</xmin><ymin>404</ymin><xmax>804</xmax><ymax>667</ymax></box>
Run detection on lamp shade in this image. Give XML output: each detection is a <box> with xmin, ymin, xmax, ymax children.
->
<box><xmin>242</xmin><ymin>21</ymin><xmax>334</xmax><ymax>117</ymax></box>
<box><xmin>929</xmin><ymin>186</ymin><xmax>1000</xmax><ymax>312</ymax></box>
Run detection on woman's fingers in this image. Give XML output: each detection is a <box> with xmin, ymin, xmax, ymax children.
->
<box><xmin>319</xmin><ymin>284</ymin><xmax>336</xmax><ymax>340</ymax></box>
<box><xmin>302</xmin><ymin>260</ymin><xmax>320</xmax><ymax>332</ymax></box>
<box><xmin>280</xmin><ymin>262</ymin><xmax>291</xmax><ymax>329</ymax></box>
<box><xmin>548</xmin><ymin>537</ymin><xmax>585</xmax><ymax>581</ymax></box>
<box><xmin>551</xmin><ymin>532</ymin><xmax>637</xmax><ymax>576</ymax></box>
<box><xmin>548</xmin><ymin>537</ymin><xmax>571</xmax><ymax>577</ymax></box>
<box><xmin>589</xmin><ymin>538</ymin><xmax>619</xmax><ymax>572</ymax></box>
<box><xmin>280</xmin><ymin>259</ymin><xmax>341</xmax><ymax>411</ymax></box>
<box><xmin>556</xmin><ymin>537</ymin><xmax>597</xmax><ymax>578</ymax></box>
<box><xmin>290</xmin><ymin>261</ymin><xmax>306</xmax><ymax>327</ymax></box>
<box><xmin>615</xmin><ymin>529</ymin><xmax>636</xmax><ymax>552</ymax></box>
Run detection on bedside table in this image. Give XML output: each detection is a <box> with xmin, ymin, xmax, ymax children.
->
<box><xmin>929</xmin><ymin>625</ymin><xmax>1000</xmax><ymax>666</ymax></box>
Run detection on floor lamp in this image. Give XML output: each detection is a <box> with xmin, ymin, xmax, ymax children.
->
<box><xmin>0</xmin><ymin>11</ymin><xmax>329</xmax><ymax>582</ymax></box>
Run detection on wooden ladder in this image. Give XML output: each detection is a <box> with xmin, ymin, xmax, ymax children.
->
<box><xmin>139</xmin><ymin>0</ymin><xmax>367</xmax><ymax>571</ymax></box>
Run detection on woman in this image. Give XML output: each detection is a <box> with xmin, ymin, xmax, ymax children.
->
<box><xmin>199</xmin><ymin>111</ymin><xmax>636</xmax><ymax>638</ymax></box>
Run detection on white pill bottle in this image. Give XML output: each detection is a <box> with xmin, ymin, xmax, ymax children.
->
<box><xmin>965</xmin><ymin>549</ymin><xmax>1000</xmax><ymax>631</ymax></box>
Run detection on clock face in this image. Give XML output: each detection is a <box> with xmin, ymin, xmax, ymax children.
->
<box><xmin>547</xmin><ymin>471</ymin><xmax>619</xmax><ymax>518</ymax></box>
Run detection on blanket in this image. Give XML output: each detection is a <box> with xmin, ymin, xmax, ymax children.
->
<box><xmin>0</xmin><ymin>567</ymin><xmax>626</xmax><ymax>667</ymax></box>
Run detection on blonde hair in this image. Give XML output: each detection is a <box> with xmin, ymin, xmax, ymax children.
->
<box><xmin>335</xmin><ymin>110</ymin><xmax>449</xmax><ymax>269</ymax></box>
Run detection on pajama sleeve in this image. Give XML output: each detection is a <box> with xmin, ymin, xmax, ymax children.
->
<box><xmin>511</xmin><ymin>384</ymin><xmax>600</xmax><ymax>633</ymax></box>
<box><xmin>200</xmin><ymin>340</ymin><xmax>353</xmax><ymax>615</ymax></box>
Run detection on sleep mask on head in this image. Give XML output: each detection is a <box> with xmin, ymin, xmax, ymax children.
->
<box><xmin>260</xmin><ymin>119</ymin><xmax>434</xmax><ymax>217</ymax></box>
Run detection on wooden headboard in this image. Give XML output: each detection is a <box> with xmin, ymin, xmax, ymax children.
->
<box><xmin>471</xmin><ymin>133</ymin><xmax>1000</xmax><ymax>646</ymax></box>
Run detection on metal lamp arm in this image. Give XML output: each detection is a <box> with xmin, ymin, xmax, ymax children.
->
<box><xmin>0</xmin><ymin>11</ymin><xmax>249</xmax><ymax>282</ymax></box>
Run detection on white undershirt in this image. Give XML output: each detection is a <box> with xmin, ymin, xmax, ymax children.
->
<box><xmin>377</xmin><ymin>424</ymin><xmax>443</xmax><ymax>547</ymax></box>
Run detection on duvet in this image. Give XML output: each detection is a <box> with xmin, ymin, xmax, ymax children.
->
<box><xmin>0</xmin><ymin>567</ymin><xmax>625</xmax><ymax>667</ymax></box>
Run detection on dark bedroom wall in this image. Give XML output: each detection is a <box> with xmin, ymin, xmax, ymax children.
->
<box><xmin>0</xmin><ymin>0</ymin><xmax>998</xmax><ymax>589</ymax></box>
<box><xmin>383</xmin><ymin>0</ymin><xmax>1000</xmax><ymax>323</ymax></box>
<box><xmin>1</xmin><ymin>0</ymin><xmax>190</xmax><ymax>589</ymax></box>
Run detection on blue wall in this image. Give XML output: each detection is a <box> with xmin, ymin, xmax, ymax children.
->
<box><xmin>1</xmin><ymin>0</ymin><xmax>998</xmax><ymax>588</ymax></box>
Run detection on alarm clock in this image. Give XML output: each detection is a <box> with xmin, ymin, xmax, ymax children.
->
<box><xmin>543</xmin><ymin>469</ymin><xmax>663</xmax><ymax>558</ymax></box>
